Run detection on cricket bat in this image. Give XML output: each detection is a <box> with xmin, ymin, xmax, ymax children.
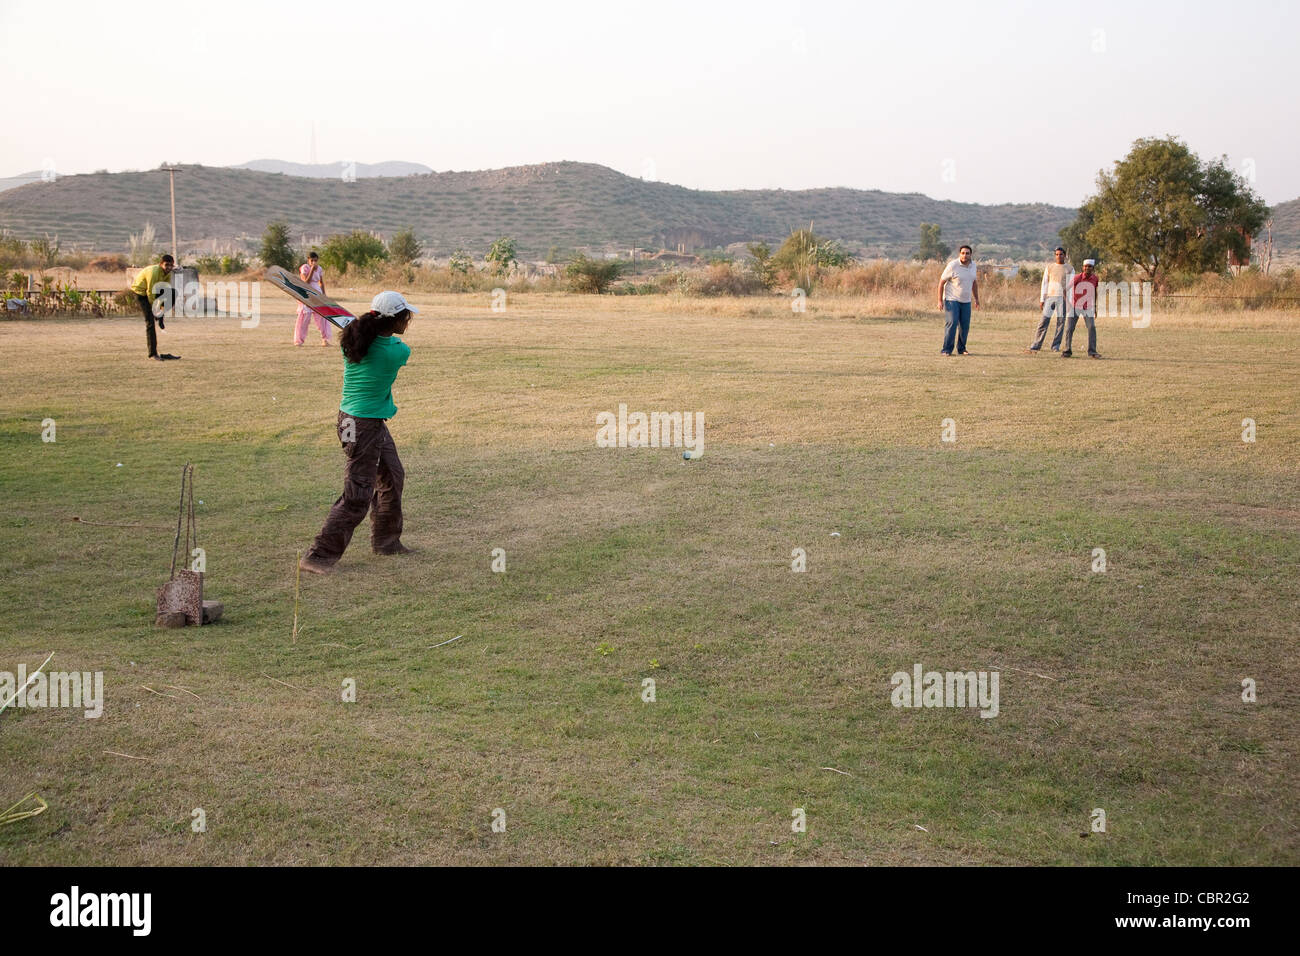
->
<box><xmin>264</xmin><ymin>265</ymin><xmax>355</xmax><ymax>328</ymax></box>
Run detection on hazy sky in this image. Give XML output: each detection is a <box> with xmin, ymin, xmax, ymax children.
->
<box><xmin>1</xmin><ymin>0</ymin><xmax>1295</xmax><ymax>207</ymax></box>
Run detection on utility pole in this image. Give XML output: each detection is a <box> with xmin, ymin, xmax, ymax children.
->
<box><xmin>162</xmin><ymin>163</ymin><xmax>181</xmax><ymax>261</ymax></box>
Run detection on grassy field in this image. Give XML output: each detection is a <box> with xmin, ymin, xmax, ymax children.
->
<box><xmin>1</xmin><ymin>291</ymin><xmax>1297</xmax><ymax>865</ymax></box>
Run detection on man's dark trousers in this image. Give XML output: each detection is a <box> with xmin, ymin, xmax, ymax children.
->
<box><xmin>136</xmin><ymin>293</ymin><xmax>159</xmax><ymax>357</ymax></box>
<box><xmin>1063</xmin><ymin>310</ymin><xmax>1098</xmax><ymax>355</ymax></box>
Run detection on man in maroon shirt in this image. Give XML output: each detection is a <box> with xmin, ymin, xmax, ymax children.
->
<box><xmin>1063</xmin><ymin>259</ymin><xmax>1102</xmax><ymax>358</ymax></box>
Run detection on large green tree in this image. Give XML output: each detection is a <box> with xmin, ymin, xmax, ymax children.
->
<box><xmin>1084</xmin><ymin>137</ymin><xmax>1268</xmax><ymax>288</ymax></box>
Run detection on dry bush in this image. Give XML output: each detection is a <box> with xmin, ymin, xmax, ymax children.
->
<box><xmin>88</xmin><ymin>254</ymin><xmax>130</xmax><ymax>272</ymax></box>
<box><xmin>1162</xmin><ymin>269</ymin><xmax>1300</xmax><ymax>309</ymax></box>
<box><xmin>687</xmin><ymin>262</ymin><xmax>763</xmax><ymax>297</ymax></box>
<box><xmin>819</xmin><ymin>260</ymin><xmax>940</xmax><ymax>296</ymax></box>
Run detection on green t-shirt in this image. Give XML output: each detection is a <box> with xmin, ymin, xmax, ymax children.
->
<box><xmin>340</xmin><ymin>335</ymin><xmax>411</xmax><ymax>419</ymax></box>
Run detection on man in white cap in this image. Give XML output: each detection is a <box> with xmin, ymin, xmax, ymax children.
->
<box><xmin>1062</xmin><ymin>259</ymin><xmax>1101</xmax><ymax>358</ymax></box>
<box><xmin>300</xmin><ymin>290</ymin><xmax>419</xmax><ymax>573</ymax></box>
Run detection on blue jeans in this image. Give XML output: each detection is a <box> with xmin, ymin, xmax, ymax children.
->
<box><xmin>942</xmin><ymin>299</ymin><xmax>971</xmax><ymax>354</ymax></box>
<box><xmin>1030</xmin><ymin>296</ymin><xmax>1066</xmax><ymax>350</ymax></box>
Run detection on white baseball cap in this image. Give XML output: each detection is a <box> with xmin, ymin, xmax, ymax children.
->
<box><xmin>1083</xmin><ymin>259</ymin><xmax>1096</xmax><ymax>266</ymax></box>
<box><xmin>370</xmin><ymin>291</ymin><xmax>419</xmax><ymax>316</ymax></box>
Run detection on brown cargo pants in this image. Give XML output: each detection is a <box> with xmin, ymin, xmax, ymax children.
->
<box><xmin>305</xmin><ymin>411</ymin><xmax>405</xmax><ymax>565</ymax></box>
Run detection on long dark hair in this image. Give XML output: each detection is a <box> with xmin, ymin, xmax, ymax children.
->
<box><xmin>340</xmin><ymin>309</ymin><xmax>411</xmax><ymax>364</ymax></box>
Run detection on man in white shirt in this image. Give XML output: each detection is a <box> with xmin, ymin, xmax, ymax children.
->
<box><xmin>1026</xmin><ymin>246</ymin><xmax>1071</xmax><ymax>352</ymax></box>
<box><xmin>937</xmin><ymin>244</ymin><xmax>979</xmax><ymax>355</ymax></box>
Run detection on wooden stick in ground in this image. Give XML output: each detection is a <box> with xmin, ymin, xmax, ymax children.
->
<box><xmin>0</xmin><ymin>792</ymin><xmax>48</xmax><ymax>827</ymax></box>
<box><xmin>293</xmin><ymin>551</ymin><xmax>301</xmax><ymax>644</ymax></box>
<box><xmin>169</xmin><ymin>466</ymin><xmax>187</xmax><ymax>579</ymax></box>
<box><xmin>988</xmin><ymin>663</ymin><xmax>1059</xmax><ymax>681</ymax></box>
<box><xmin>0</xmin><ymin>651</ymin><xmax>55</xmax><ymax>717</ymax></box>
<box><xmin>263</xmin><ymin>674</ymin><xmax>306</xmax><ymax>691</ymax></box>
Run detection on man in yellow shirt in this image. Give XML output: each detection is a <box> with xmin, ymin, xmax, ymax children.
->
<box><xmin>129</xmin><ymin>254</ymin><xmax>178</xmax><ymax>360</ymax></box>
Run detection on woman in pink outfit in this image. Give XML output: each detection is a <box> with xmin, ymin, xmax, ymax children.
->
<box><xmin>293</xmin><ymin>251</ymin><xmax>332</xmax><ymax>346</ymax></box>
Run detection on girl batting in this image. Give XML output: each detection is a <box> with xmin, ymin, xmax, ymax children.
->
<box><xmin>299</xmin><ymin>291</ymin><xmax>417</xmax><ymax>573</ymax></box>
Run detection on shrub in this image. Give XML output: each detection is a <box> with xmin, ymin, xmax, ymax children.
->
<box><xmin>770</xmin><ymin>227</ymin><xmax>850</xmax><ymax>293</ymax></box>
<box><xmin>746</xmin><ymin>242</ymin><xmax>776</xmax><ymax>289</ymax></box>
<box><xmin>565</xmin><ymin>255</ymin><xmax>623</xmax><ymax>293</ymax></box>
<box><xmin>448</xmin><ymin>249</ymin><xmax>473</xmax><ymax>275</ymax></box>
<box><xmin>0</xmin><ymin>234</ymin><xmax>26</xmax><ymax>260</ymax></box>
<box><xmin>819</xmin><ymin>260</ymin><xmax>939</xmax><ymax>296</ymax></box>
<box><xmin>686</xmin><ymin>262</ymin><xmax>764</xmax><ymax>296</ymax></box>
<box><xmin>194</xmin><ymin>252</ymin><xmax>249</xmax><ymax>275</ymax></box>
<box><xmin>55</xmin><ymin>251</ymin><xmax>91</xmax><ymax>270</ymax></box>
<box><xmin>320</xmin><ymin>231</ymin><xmax>388</xmax><ymax>274</ymax></box>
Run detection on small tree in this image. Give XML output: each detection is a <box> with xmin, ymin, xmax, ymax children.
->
<box><xmin>565</xmin><ymin>255</ymin><xmax>623</xmax><ymax>293</ymax></box>
<box><xmin>747</xmin><ymin>241</ymin><xmax>775</xmax><ymax>289</ymax></box>
<box><xmin>486</xmin><ymin>236</ymin><xmax>518</xmax><ymax>275</ymax></box>
<box><xmin>817</xmin><ymin>239</ymin><xmax>851</xmax><ymax>268</ymax></box>
<box><xmin>259</xmin><ymin>221</ymin><xmax>297</xmax><ymax>270</ymax></box>
<box><xmin>915</xmin><ymin>223</ymin><xmax>951</xmax><ymax>262</ymax></box>
<box><xmin>388</xmin><ymin>227</ymin><xmax>423</xmax><ymax>265</ymax></box>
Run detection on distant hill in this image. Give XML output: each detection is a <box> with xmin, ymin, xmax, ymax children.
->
<box><xmin>231</xmin><ymin>159</ymin><xmax>433</xmax><ymax>178</ymax></box>
<box><xmin>0</xmin><ymin>161</ymin><xmax>1083</xmax><ymax>259</ymax></box>
<box><xmin>0</xmin><ymin>170</ymin><xmax>48</xmax><ymax>193</ymax></box>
